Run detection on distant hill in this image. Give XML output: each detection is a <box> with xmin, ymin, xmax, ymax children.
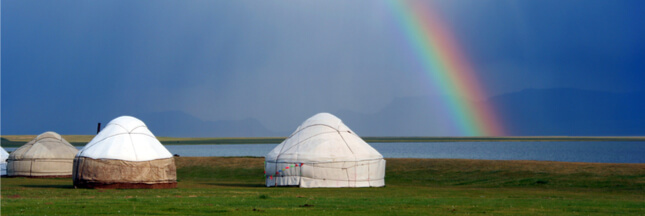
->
<box><xmin>336</xmin><ymin>88</ymin><xmax>645</xmax><ymax>136</ymax></box>
<box><xmin>490</xmin><ymin>88</ymin><xmax>645</xmax><ymax>136</ymax></box>
<box><xmin>0</xmin><ymin>108</ymin><xmax>280</xmax><ymax>137</ymax></box>
<box><xmin>136</xmin><ymin>111</ymin><xmax>281</xmax><ymax>137</ymax></box>
<box><xmin>3</xmin><ymin>88</ymin><xmax>643</xmax><ymax>137</ymax></box>
<box><xmin>335</xmin><ymin>96</ymin><xmax>455</xmax><ymax>136</ymax></box>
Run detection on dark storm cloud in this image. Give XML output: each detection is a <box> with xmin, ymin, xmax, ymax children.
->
<box><xmin>3</xmin><ymin>0</ymin><xmax>644</xmax><ymax>135</ymax></box>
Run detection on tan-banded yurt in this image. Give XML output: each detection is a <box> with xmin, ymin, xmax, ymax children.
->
<box><xmin>7</xmin><ymin>132</ymin><xmax>79</xmax><ymax>177</ymax></box>
<box><xmin>73</xmin><ymin>116</ymin><xmax>177</xmax><ymax>189</ymax></box>
<box><xmin>265</xmin><ymin>113</ymin><xmax>386</xmax><ymax>188</ymax></box>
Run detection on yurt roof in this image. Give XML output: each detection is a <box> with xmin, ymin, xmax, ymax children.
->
<box><xmin>77</xmin><ymin>116</ymin><xmax>172</xmax><ymax>161</ymax></box>
<box><xmin>8</xmin><ymin>131</ymin><xmax>78</xmax><ymax>160</ymax></box>
<box><xmin>36</xmin><ymin>131</ymin><xmax>63</xmax><ymax>140</ymax></box>
<box><xmin>266</xmin><ymin>113</ymin><xmax>383</xmax><ymax>163</ymax></box>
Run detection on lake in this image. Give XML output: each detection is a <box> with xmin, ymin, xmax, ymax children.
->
<box><xmin>4</xmin><ymin>142</ymin><xmax>644</xmax><ymax>163</ymax></box>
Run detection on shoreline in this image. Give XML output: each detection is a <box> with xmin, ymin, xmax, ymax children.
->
<box><xmin>2</xmin><ymin>135</ymin><xmax>645</xmax><ymax>147</ymax></box>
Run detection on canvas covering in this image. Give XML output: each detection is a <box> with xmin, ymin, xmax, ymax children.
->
<box><xmin>265</xmin><ymin>113</ymin><xmax>386</xmax><ymax>188</ymax></box>
<box><xmin>74</xmin><ymin>116</ymin><xmax>176</xmax><ymax>188</ymax></box>
<box><xmin>73</xmin><ymin>157</ymin><xmax>177</xmax><ymax>188</ymax></box>
<box><xmin>77</xmin><ymin>116</ymin><xmax>173</xmax><ymax>161</ymax></box>
<box><xmin>1</xmin><ymin>147</ymin><xmax>9</xmax><ymax>176</ymax></box>
<box><xmin>7</xmin><ymin>132</ymin><xmax>78</xmax><ymax>177</ymax></box>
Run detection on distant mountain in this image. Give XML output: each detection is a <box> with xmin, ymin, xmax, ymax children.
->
<box><xmin>4</xmin><ymin>88</ymin><xmax>643</xmax><ymax>137</ymax></box>
<box><xmin>335</xmin><ymin>88</ymin><xmax>645</xmax><ymax>136</ymax></box>
<box><xmin>335</xmin><ymin>97</ymin><xmax>455</xmax><ymax>136</ymax></box>
<box><xmin>136</xmin><ymin>111</ymin><xmax>280</xmax><ymax>137</ymax></box>
<box><xmin>490</xmin><ymin>88</ymin><xmax>645</xmax><ymax>136</ymax></box>
<box><xmin>1</xmin><ymin>107</ymin><xmax>280</xmax><ymax>137</ymax></box>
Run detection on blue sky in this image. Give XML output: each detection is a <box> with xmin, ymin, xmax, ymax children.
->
<box><xmin>2</xmin><ymin>0</ymin><xmax>645</xmax><ymax>136</ymax></box>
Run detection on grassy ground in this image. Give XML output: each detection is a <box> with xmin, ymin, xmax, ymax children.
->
<box><xmin>2</xmin><ymin>157</ymin><xmax>644</xmax><ymax>215</ymax></box>
<box><xmin>3</xmin><ymin>135</ymin><xmax>645</xmax><ymax>147</ymax></box>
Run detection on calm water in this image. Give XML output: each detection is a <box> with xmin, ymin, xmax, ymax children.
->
<box><xmin>5</xmin><ymin>142</ymin><xmax>644</xmax><ymax>163</ymax></box>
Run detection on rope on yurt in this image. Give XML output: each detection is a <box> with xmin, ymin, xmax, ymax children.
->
<box><xmin>337</xmin><ymin>130</ymin><xmax>357</xmax><ymax>186</ymax></box>
<box><xmin>276</xmin><ymin>131</ymin><xmax>339</xmax><ymax>154</ymax></box>
<box><xmin>270</xmin><ymin>159</ymin><xmax>384</xmax><ymax>182</ymax></box>
<box><xmin>127</xmin><ymin>133</ymin><xmax>139</xmax><ymax>161</ymax></box>
<box><xmin>285</xmin><ymin>124</ymin><xmax>341</xmax><ymax>140</ymax></box>
<box><xmin>271</xmin><ymin>122</ymin><xmax>382</xmax><ymax>186</ymax></box>
<box><xmin>79</xmin><ymin>123</ymin><xmax>156</xmax><ymax>155</ymax></box>
<box><xmin>30</xmin><ymin>158</ymin><xmax>34</xmax><ymax>176</ymax></box>
<box><xmin>273</xmin><ymin>124</ymin><xmax>343</xmax><ymax>186</ymax></box>
<box><xmin>367</xmin><ymin>161</ymin><xmax>371</xmax><ymax>186</ymax></box>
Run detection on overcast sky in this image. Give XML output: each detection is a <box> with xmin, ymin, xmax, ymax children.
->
<box><xmin>2</xmin><ymin>0</ymin><xmax>644</xmax><ymax>135</ymax></box>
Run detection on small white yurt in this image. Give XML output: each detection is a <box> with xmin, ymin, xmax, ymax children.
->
<box><xmin>1</xmin><ymin>147</ymin><xmax>9</xmax><ymax>176</ymax></box>
<box><xmin>265</xmin><ymin>113</ymin><xmax>386</xmax><ymax>188</ymax></box>
<box><xmin>73</xmin><ymin>116</ymin><xmax>177</xmax><ymax>189</ymax></box>
<box><xmin>7</xmin><ymin>132</ymin><xmax>79</xmax><ymax>177</ymax></box>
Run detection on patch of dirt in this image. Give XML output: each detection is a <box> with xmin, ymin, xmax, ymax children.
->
<box><xmin>299</xmin><ymin>204</ymin><xmax>314</xmax><ymax>208</ymax></box>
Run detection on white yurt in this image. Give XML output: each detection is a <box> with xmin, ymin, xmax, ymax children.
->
<box><xmin>265</xmin><ymin>113</ymin><xmax>386</xmax><ymax>188</ymax></box>
<box><xmin>73</xmin><ymin>116</ymin><xmax>177</xmax><ymax>189</ymax></box>
<box><xmin>7</xmin><ymin>132</ymin><xmax>79</xmax><ymax>177</ymax></box>
<box><xmin>1</xmin><ymin>147</ymin><xmax>9</xmax><ymax>176</ymax></box>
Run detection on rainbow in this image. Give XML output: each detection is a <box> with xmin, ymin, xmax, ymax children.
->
<box><xmin>388</xmin><ymin>0</ymin><xmax>505</xmax><ymax>136</ymax></box>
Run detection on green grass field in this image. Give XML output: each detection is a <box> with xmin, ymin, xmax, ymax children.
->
<box><xmin>2</xmin><ymin>157</ymin><xmax>644</xmax><ymax>215</ymax></box>
<box><xmin>3</xmin><ymin>135</ymin><xmax>645</xmax><ymax>147</ymax></box>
